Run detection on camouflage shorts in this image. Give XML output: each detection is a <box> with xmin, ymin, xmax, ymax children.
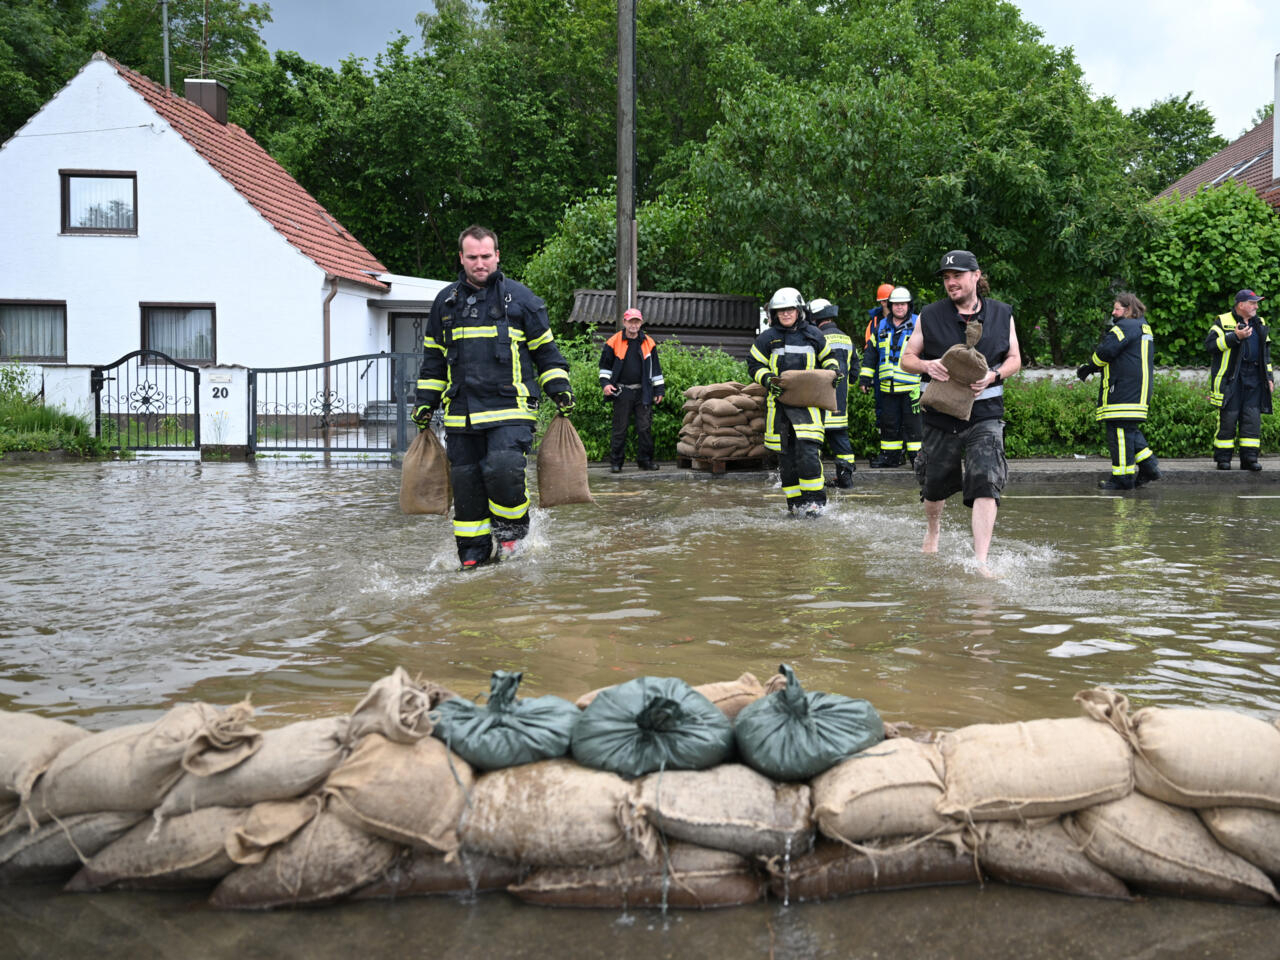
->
<box><xmin>914</xmin><ymin>419</ymin><xmax>1008</xmax><ymax>507</ymax></box>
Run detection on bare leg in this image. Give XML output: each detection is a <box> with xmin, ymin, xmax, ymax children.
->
<box><xmin>972</xmin><ymin>496</ymin><xmax>998</xmax><ymax>575</ymax></box>
<box><xmin>922</xmin><ymin>499</ymin><xmax>943</xmax><ymax>554</ymax></box>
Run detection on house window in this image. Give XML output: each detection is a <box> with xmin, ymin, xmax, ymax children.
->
<box><xmin>61</xmin><ymin>170</ymin><xmax>137</xmax><ymax>235</ymax></box>
<box><xmin>141</xmin><ymin>304</ymin><xmax>215</xmax><ymax>364</ymax></box>
<box><xmin>0</xmin><ymin>301</ymin><xmax>67</xmax><ymax>362</ymax></box>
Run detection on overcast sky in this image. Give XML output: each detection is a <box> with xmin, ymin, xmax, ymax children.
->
<box><xmin>260</xmin><ymin>0</ymin><xmax>1279</xmax><ymax>141</ymax></box>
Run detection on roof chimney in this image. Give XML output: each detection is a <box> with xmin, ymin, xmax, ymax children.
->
<box><xmin>184</xmin><ymin>78</ymin><xmax>227</xmax><ymax>124</ymax></box>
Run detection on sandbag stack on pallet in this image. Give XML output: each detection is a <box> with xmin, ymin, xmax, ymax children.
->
<box><xmin>676</xmin><ymin>381</ymin><xmax>768</xmax><ymax>463</ymax></box>
<box><xmin>3</xmin><ymin>675</ymin><xmax>1280</xmax><ymax>913</ymax></box>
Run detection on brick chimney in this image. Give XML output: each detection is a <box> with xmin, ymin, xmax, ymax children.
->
<box><xmin>184</xmin><ymin>78</ymin><xmax>228</xmax><ymax>124</ymax></box>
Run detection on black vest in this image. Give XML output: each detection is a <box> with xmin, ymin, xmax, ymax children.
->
<box><xmin>918</xmin><ymin>296</ymin><xmax>1013</xmax><ymax>428</ymax></box>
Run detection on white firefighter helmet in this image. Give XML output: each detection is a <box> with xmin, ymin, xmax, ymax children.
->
<box><xmin>888</xmin><ymin>286</ymin><xmax>912</xmax><ymax>303</ymax></box>
<box><xmin>767</xmin><ymin>287</ymin><xmax>806</xmax><ymax>321</ymax></box>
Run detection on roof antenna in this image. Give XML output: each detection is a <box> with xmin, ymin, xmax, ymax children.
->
<box><xmin>202</xmin><ymin>0</ymin><xmax>210</xmax><ymax>78</ymax></box>
<box><xmin>160</xmin><ymin>0</ymin><xmax>171</xmax><ymax>90</ymax></box>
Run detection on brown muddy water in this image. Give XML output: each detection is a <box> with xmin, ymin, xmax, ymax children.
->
<box><xmin>2</xmin><ymin>460</ymin><xmax>1280</xmax><ymax>959</ymax></box>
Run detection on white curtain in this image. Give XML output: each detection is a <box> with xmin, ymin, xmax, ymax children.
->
<box><xmin>0</xmin><ymin>304</ymin><xmax>65</xmax><ymax>359</ymax></box>
<box><xmin>146</xmin><ymin>308</ymin><xmax>213</xmax><ymax>361</ymax></box>
<box><xmin>67</xmin><ymin>176</ymin><xmax>134</xmax><ymax>230</ymax></box>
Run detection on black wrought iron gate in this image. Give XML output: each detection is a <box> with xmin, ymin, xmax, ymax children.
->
<box><xmin>91</xmin><ymin>350</ymin><xmax>201</xmax><ymax>451</ymax></box>
<box><xmin>247</xmin><ymin>352</ymin><xmax>420</xmax><ymax>455</ymax></box>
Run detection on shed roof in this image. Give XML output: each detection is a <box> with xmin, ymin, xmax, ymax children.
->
<box><xmin>1159</xmin><ymin>114</ymin><xmax>1280</xmax><ymax>211</ymax></box>
<box><xmin>568</xmin><ymin>290</ymin><xmax>758</xmax><ymax>331</ymax></box>
<box><xmin>103</xmin><ymin>53</ymin><xmax>389</xmax><ymax>290</ymax></box>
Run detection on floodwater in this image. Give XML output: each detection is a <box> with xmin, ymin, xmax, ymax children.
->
<box><xmin>2</xmin><ymin>460</ymin><xmax>1279</xmax><ymax>959</ymax></box>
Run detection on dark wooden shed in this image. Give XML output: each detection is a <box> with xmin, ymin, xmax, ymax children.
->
<box><xmin>567</xmin><ymin>289</ymin><xmax>760</xmax><ymax>359</ymax></box>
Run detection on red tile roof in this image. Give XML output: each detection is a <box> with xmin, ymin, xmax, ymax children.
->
<box><xmin>1159</xmin><ymin>113</ymin><xmax>1279</xmax><ymax>211</ymax></box>
<box><xmin>103</xmin><ymin>54</ymin><xmax>388</xmax><ymax>290</ymax></box>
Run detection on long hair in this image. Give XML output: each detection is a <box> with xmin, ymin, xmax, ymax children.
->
<box><xmin>1114</xmin><ymin>292</ymin><xmax>1146</xmax><ymax>318</ymax></box>
<box><xmin>977</xmin><ymin>275</ymin><xmax>990</xmax><ymax>297</ymax></box>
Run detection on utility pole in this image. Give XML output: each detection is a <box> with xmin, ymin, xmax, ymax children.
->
<box><xmin>161</xmin><ymin>0</ymin><xmax>171</xmax><ymax>90</ymax></box>
<box><xmin>615</xmin><ymin>0</ymin><xmax>637</xmax><ymax>328</ymax></box>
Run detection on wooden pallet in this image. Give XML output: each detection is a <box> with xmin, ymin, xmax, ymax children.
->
<box><xmin>677</xmin><ymin>455</ymin><xmax>772</xmax><ymax>474</ymax></box>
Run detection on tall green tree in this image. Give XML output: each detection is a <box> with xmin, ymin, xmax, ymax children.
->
<box><xmin>1132</xmin><ymin>178</ymin><xmax>1280</xmax><ymax>365</ymax></box>
<box><xmin>0</xmin><ymin>0</ymin><xmax>96</xmax><ymax>142</ymax></box>
<box><xmin>1127</xmin><ymin>93</ymin><xmax>1227</xmax><ymax>196</ymax></box>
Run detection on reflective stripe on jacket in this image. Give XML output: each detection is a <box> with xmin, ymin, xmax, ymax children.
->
<box><xmin>599</xmin><ymin>330</ymin><xmax>664</xmax><ymax>405</ymax></box>
<box><xmin>860</xmin><ymin>314</ymin><xmax>921</xmax><ymax>393</ymax></box>
<box><xmin>747</xmin><ymin>321</ymin><xmax>838</xmax><ymax>450</ymax></box>
<box><xmin>1206</xmin><ymin>312</ymin><xmax>1273</xmax><ymax>410</ymax></box>
<box><xmin>1084</xmin><ymin>317</ymin><xmax>1154</xmax><ymax>421</ymax></box>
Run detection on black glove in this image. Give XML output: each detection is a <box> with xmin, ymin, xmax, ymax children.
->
<box><xmin>1076</xmin><ymin>364</ymin><xmax>1092</xmax><ymax>382</ymax></box>
<box><xmin>410</xmin><ymin>403</ymin><xmax>435</xmax><ymax>430</ymax></box>
<box><xmin>831</xmin><ymin>372</ymin><xmax>845</xmax><ymax>392</ymax></box>
<box><xmin>550</xmin><ymin>388</ymin><xmax>575</xmax><ymax>414</ymax></box>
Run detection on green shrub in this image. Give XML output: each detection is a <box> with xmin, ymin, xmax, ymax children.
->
<box><xmin>0</xmin><ymin>361</ymin><xmax>111</xmax><ymax>458</ymax></box>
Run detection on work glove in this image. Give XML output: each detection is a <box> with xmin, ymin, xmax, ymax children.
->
<box><xmin>550</xmin><ymin>388</ymin><xmax>575</xmax><ymax>414</ymax></box>
<box><xmin>1076</xmin><ymin>364</ymin><xmax>1092</xmax><ymax>382</ymax></box>
<box><xmin>831</xmin><ymin>372</ymin><xmax>845</xmax><ymax>392</ymax></box>
<box><xmin>859</xmin><ymin>377</ymin><xmax>873</xmax><ymax>392</ymax></box>
<box><xmin>410</xmin><ymin>403</ymin><xmax>435</xmax><ymax>430</ymax></box>
<box><xmin>763</xmin><ymin>374</ymin><xmax>784</xmax><ymax>397</ymax></box>
<box><xmin>910</xmin><ymin>388</ymin><xmax>921</xmax><ymax>416</ymax></box>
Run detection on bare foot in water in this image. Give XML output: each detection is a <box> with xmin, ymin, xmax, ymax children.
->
<box><xmin>975</xmin><ymin>562</ymin><xmax>998</xmax><ymax>579</ymax></box>
<box><xmin>922</xmin><ymin>533</ymin><xmax>939</xmax><ymax>554</ymax></box>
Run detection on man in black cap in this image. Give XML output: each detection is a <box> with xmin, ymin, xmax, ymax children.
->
<box><xmin>900</xmin><ymin>250</ymin><xmax>1022</xmax><ymax>577</ymax></box>
<box><xmin>1206</xmin><ymin>289</ymin><xmax>1273</xmax><ymax>470</ymax></box>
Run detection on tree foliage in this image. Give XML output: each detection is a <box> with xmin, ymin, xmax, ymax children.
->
<box><xmin>1132</xmin><ymin>178</ymin><xmax>1280</xmax><ymax>365</ymax></box>
<box><xmin>1127</xmin><ymin>93</ymin><xmax>1227</xmax><ymax>196</ymax></box>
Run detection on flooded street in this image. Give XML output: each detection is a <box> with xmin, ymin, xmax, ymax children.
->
<box><xmin>2</xmin><ymin>459</ymin><xmax>1280</xmax><ymax>958</ymax></box>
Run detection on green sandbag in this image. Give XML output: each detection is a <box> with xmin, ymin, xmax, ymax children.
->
<box><xmin>430</xmin><ymin>671</ymin><xmax>580</xmax><ymax>772</ymax></box>
<box><xmin>571</xmin><ymin>677</ymin><xmax>734</xmax><ymax>779</ymax></box>
<box><xmin>734</xmin><ymin>664</ymin><xmax>883</xmax><ymax>782</ymax></box>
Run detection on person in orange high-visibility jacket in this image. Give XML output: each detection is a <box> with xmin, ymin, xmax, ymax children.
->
<box><xmin>599</xmin><ymin>307</ymin><xmax>665</xmax><ymax>472</ymax></box>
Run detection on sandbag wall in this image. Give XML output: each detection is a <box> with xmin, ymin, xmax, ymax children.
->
<box><xmin>677</xmin><ymin>381</ymin><xmax>768</xmax><ymax>463</ymax></box>
<box><xmin>3</xmin><ymin>673</ymin><xmax>1280</xmax><ymax>911</ymax></box>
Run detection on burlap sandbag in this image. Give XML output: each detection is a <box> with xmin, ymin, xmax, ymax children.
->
<box><xmin>813</xmin><ymin>738</ymin><xmax>955</xmax><ymax>843</ymax></box>
<box><xmin>728</xmin><ymin>395</ymin><xmax>760</xmax><ymax>413</ymax></box>
<box><xmin>683</xmin><ymin>386</ymin><xmax>706</xmax><ymax>402</ymax></box>
<box><xmin>767</xmin><ymin>836</ymin><xmax>975</xmax><ymax>903</ymax></box>
<box><xmin>324</xmin><ymin>733</ymin><xmax>472</xmax><ymax>853</ymax></box>
<box><xmin>778</xmin><ymin>369</ymin><xmax>837</xmax><ymax>411</ymax></box>
<box><xmin>211</xmin><ymin>808</ymin><xmax>399</xmax><ymax>910</ymax></box>
<box><xmin>0</xmin><ymin>811</ymin><xmax>143</xmax><ymax>886</ymax></box>
<box><xmin>226</xmin><ymin>795</ymin><xmax>322</xmax><ymax>865</ymax></box>
<box><xmin>681</xmin><ymin>410</ymin><xmax>699</xmax><ymax>425</ymax></box>
<box><xmin>399</xmin><ymin>428</ymin><xmax>451</xmax><ymax>515</ymax></box>
<box><xmin>576</xmin><ymin>673</ymin><xmax>763</xmax><ymax>719</ymax></box>
<box><xmin>746</xmin><ymin>444</ymin><xmax>767</xmax><ymax>458</ymax></box>
<box><xmin>920</xmin><ymin>320</ymin><xmax>988</xmax><ymax>420</ymax></box>
<box><xmin>700</xmin><ymin>397</ymin><xmax>740</xmax><ymax>418</ymax></box>
<box><xmin>676</xmin><ymin>441</ymin><xmax>698</xmax><ymax>459</ymax></box>
<box><xmin>1078</xmin><ymin>688</ymin><xmax>1280</xmax><ymax>810</ymax></box>
<box><xmin>1064</xmin><ymin>792</ymin><xmax>1278</xmax><ymax>904</ymax></box>
<box><xmin>699</xmin><ymin>383</ymin><xmax>742</xmax><ymax>400</ymax></box>
<box><xmin>1200</xmin><ymin>807</ymin><xmax>1280</xmax><ymax>876</ymax></box>
<box><xmin>701</xmin><ymin>411</ymin><xmax>751</xmax><ymax>429</ymax></box>
<box><xmin>511</xmin><ymin>842</ymin><xmax>765</xmax><ymax>909</ymax></box>
<box><xmin>459</xmin><ymin>758</ymin><xmax>654</xmax><ymax>867</ymax></box>
<box><xmin>30</xmin><ymin>701</ymin><xmax>260</xmax><ymax>824</ymax></box>
<box><xmin>631</xmin><ymin>764</ymin><xmax>813</xmax><ymax>859</ymax></box>
<box><xmin>157</xmin><ymin>716</ymin><xmax>350</xmax><ymax>821</ymax></box>
<box><xmin>935</xmin><ymin>715</ymin><xmax>1132</xmax><ymax>822</ymax></box>
<box><xmin>537</xmin><ymin>413</ymin><xmax>593</xmax><ymax>507</ymax></box>
<box><xmin>0</xmin><ymin>711</ymin><xmax>89</xmax><ymax>811</ymax></box>
<box><xmin>972</xmin><ymin>818</ymin><xmax>1130</xmax><ymax>900</ymax></box>
<box><xmin>66</xmin><ymin>805</ymin><xmax>247</xmax><ymax>891</ymax></box>
<box><xmin>742</xmin><ymin>382</ymin><xmax>766</xmax><ymax>399</ymax></box>
<box><xmin>699</xmin><ymin>436</ymin><xmax>750</xmax><ymax>458</ymax></box>
<box><xmin>350</xmin><ymin>848</ymin><xmax>526</xmax><ymax>899</ymax></box>
<box><xmin>348</xmin><ymin>668</ymin><xmax>452</xmax><ymax>745</ymax></box>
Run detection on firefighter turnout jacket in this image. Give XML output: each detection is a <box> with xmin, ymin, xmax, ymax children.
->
<box><xmin>1206</xmin><ymin>311</ymin><xmax>1273</xmax><ymax>413</ymax></box>
<box><xmin>817</xmin><ymin>318</ymin><xmax>853</xmax><ymax>427</ymax></box>
<box><xmin>861</xmin><ymin>314</ymin><xmax>922</xmax><ymax>394</ymax></box>
<box><xmin>416</xmin><ymin>270</ymin><xmax>570</xmax><ymax>430</ymax></box>
<box><xmin>1079</xmin><ymin>316</ymin><xmax>1154</xmax><ymax>421</ymax></box>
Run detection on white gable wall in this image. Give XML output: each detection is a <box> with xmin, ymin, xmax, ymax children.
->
<box><xmin>0</xmin><ymin>59</ymin><xmax>383</xmax><ymax>370</ymax></box>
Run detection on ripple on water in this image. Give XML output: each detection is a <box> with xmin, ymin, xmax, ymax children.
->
<box><xmin>1047</xmin><ymin>639</ymin><xmax>1138</xmax><ymax>658</ymax></box>
<box><xmin>1020</xmin><ymin>624</ymin><xmax>1073</xmax><ymax>635</ymax></box>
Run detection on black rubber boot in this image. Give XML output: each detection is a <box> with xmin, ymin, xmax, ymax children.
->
<box><xmin>1242</xmin><ymin>459</ymin><xmax>1263</xmax><ymax>472</ymax></box>
<box><xmin>637</xmin><ymin>461</ymin><xmax>659</xmax><ymax>470</ymax></box>
<box><xmin>1136</xmin><ymin>459</ymin><xmax>1162</xmax><ymax>485</ymax></box>
<box><xmin>834</xmin><ymin>464</ymin><xmax>855</xmax><ymax>488</ymax></box>
<box><xmin>1098</xmin><ymin>477</ymin><xmax>1136</xmax><ymax>491</ymax></box>
<box><xmin>869</xmin><ymin>452</ymin><xmax>903</xmax><ymax>468</ymax></box>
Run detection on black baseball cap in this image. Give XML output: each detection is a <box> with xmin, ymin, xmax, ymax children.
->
<box><xmin>937</xmin><ymin>250</ymin><xmax>980</xmax><ymax>274</ymax></box>
<box><xmin>1235</xmin><ymin>289</ymin><xmax>1264</xmax><ymax>303</ymax></box>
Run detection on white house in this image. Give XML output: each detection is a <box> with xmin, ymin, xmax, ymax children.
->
<box><xmin>0</xmin><ymin>53</ymin><xmax>446</xmax><ymax>449</ymax></box>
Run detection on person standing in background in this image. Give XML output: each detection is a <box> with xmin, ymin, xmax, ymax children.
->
<box><xmin>599</xmin><ymin>307</ymin><xmax>665</xmax><ymax>473</ymax></box>
<box><xmin>1207</xmin><ymin>290</ymin><xmax>1272</xmax><ymax>471</ymax></box>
